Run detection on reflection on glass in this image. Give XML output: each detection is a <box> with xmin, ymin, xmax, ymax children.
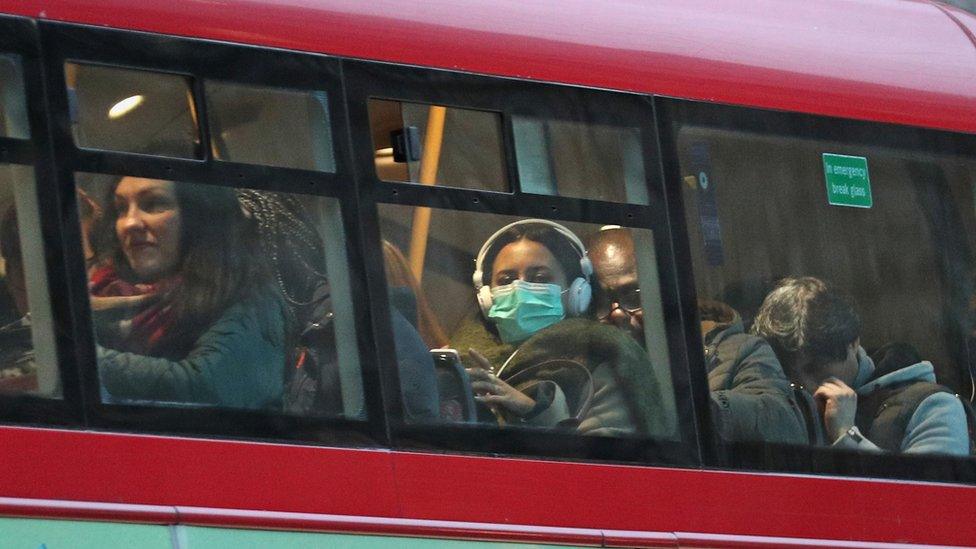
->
<box><xmin>676</xmin><ymin>122</ymin><xmax>976</xmax><ymax>455</ymax></box>
<box><xmin>513</xmin><ymin>117</ymin><xmax>647</xmax><ymax>204</ymax></box>
<box><xmin>76</xmin><ymin>173</ymin><xmax>362</xmax><ymax>416</ymax></box>
<box><xmin>369</xmin><ymin>99</ymin><xmax>508</xmax><ymax>192</ymax></box>
<box><xmin>378</xmin><ymin>203</ymin><xmax>678</xmax><ymax>437</ymax></box>
<box><xmin>67</xmin><ymin>63</ymin><xmax>199</xmax><ymax>157</ymax></box>
<box><xmin>207</xmin><ymin>81</ymin><xmax>335</xmax><ymax>172</ymax></box>
<box><xmin>0</xmin><ymin>164</ymin><xmax>59</xmax><ymax>398</ymax></box>
<box><xmin>0</xmin><ymin>54</ymin><xmax>29</xmax><ymax>139</ymax></box>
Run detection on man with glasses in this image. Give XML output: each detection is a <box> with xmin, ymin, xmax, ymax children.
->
<box><xmin>587</xmin><ymin>227</ymin><xmax>808</xmax><ymax>445</ymax></box>
<box><xmin>588</xmin><ymin>228</ymin><xmax>644</xmax><ymax>342</ymax></box>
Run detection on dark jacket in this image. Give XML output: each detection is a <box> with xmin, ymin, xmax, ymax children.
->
<box><xmin>509</xmin><ymin>318</ymin><xmax>674</xmax><ymax>437</ymax></box>
<box><xmin>282</xmin><ymin>285</ymin><xmax>438</xmax><ymax>420</ymax></box>
<box><xmin>703</xmin><ymin>310</ymin><xmax>808</xmax><ymax>445</ymax></box>
<box><xmin>454</xmin><ymin>315</ymin><xmax>674</xmax><ymax>438</ymax></box>
<box><xmin>390</xmin><ymin>306</ymin><xmax>440</xmax><ymax>422</ymax></box>
<box><xmin>98</xmin><ymin>292</ymin><xmax>286</xmax><ymax>410</ymax></box>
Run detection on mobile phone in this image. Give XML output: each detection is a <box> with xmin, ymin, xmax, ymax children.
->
<box><xmin>430</xmin><ymin>348</ymin><xmax>461</xmax><ymax>369</ymax></box>
<box><xmin>430</xmin><ymin>348</ymin><xmax>476</xmax><ymax>422</ymax></box>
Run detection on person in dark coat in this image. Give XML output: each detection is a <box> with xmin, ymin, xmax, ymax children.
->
<box><xmin>587</xmin><ymin>227</ymin><xmax>807</xmax><ymax>444</ymax></box>
<box><xmin>698</xmin><ymin>299</ymin><xmax>808</xmax><ymax>444</ymax></box>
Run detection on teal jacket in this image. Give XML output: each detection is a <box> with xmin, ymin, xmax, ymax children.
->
<box><xmin>98</xmin><ymin>293</ymin><xmax>286</xmax><ymax>410</ymax></box>
<box><xmin>833</xmin><ymin>350</ymin><xmax>970</xmax><ymax>456</ymax></box>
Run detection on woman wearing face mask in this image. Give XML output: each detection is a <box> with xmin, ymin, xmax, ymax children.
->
<box><xmin>88</xmin><ymin>176</ymin><xmax>286</xmax><ymax>410</ymax></box>
<box><xmin>453</xmin><ymin>219</ymin><xmax>672</xmax><ymax>437</ymax></box>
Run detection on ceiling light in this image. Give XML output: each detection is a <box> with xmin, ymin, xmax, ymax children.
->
<box><xmin>108</xmin><ymin>95</ymin><xmax>144</xmax><ymax>119</ymax></box>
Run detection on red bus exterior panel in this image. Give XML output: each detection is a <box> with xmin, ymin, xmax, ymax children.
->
<box><xmin>392</xmin><ymin>450</ymin><xmax>976</xmax><ymax>547</ymax></box>
<box><xmin>2</xmin><ymin>427</ymin><xmax>974</xmax><ymax>546</ymax></box>
<box><xmin>0</xmin><ymin>497</ymin><xmax>177</xmax><ymax>524</ymax></box>
<box><xmin>0</xmin><ymin>426</ymin><xmax>398</xmax><ymax>518</ymax></box>
<box><xmin>3</xmin><ymin>0</ymin><xmax>976</xmax><ymax>133</ymax></box>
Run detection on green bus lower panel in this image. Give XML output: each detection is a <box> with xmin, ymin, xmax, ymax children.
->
<box><xmin>0</xmin><ymin>517</ymin><xmax>172</xmax><ymax>549</ymax></box>
<box><xmin>0</xmin><ymin>518</ymin><xmax>590</xmax><ymax>548</ymax></box>
<box><xmin>179</xmin><ymin>525</ymin><xmax>588</xmax><ymax>549</ymax></box>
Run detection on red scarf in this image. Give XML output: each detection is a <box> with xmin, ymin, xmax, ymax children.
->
<box><xmin>89</xmin><ymin>264</ymin><xmax>179</xmax><ymax>354</ymax></box>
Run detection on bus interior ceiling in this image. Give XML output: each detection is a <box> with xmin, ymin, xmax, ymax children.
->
<box><xmin>678</xmin><ymin>125</ymin><xmax>976</xmax><ymax>393</ymax></box>
<box><xmin>69</xmin><ymin>63</ymin><xmax>197</xmax><ymax>157</ymax></box>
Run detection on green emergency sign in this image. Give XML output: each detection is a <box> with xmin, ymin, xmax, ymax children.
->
<box><xmin>823</xmin><ymin>153</ymin><xmax>871</xmax><ymax>208</ymax></box>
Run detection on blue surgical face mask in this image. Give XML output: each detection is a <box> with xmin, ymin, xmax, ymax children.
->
<box><xmin>487</xmin><ymin>280</ymin><xmax>565</xmax><ymax>345</ymax></box>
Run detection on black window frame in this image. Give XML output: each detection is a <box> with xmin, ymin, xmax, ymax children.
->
<box><xmin>1</xmin><ymin>14</ymin><xmax>975</xmax><ymax>485</ymax></box>
<box><xmin>658</xmin><ymin>96</ymin><xmax>976</xmax><ymax>483</ymax></box>
<box><xmin>0</xmin><ymin>15</ymin><xmax>85</xmax><ymax>426</ymax></box>
<box><xmin>344</xmin><ymin>60</ymin><xmax>705</xmax><ymax>467</ymax></box>
<box><xmin>36</xmin><ymin>21</ymin><xmax>387</xmax><ymax>446</ymax></box>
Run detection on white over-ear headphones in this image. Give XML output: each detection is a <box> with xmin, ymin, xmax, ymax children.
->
<box><xmin>472</xmin><ymin>219</ymin><xmax>593</xmax><ymax>318</ymax></box>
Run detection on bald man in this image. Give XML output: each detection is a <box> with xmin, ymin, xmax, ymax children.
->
<box><xmin>587</xmin><ymin>227</ymin><xmax>809</xmax><ymax>445</ymax></box>
<box><xmin>587</xmin><ymin>227</ymin><xmax>644</xmax><ymax>343</ymax></box>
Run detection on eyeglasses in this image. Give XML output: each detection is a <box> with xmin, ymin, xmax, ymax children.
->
<box><xmin>595</xmin><ymin>287</ymin><xmax>642</xmax><ymax>320</ymax></box>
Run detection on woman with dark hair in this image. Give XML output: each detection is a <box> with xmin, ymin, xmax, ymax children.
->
<box><xmin>89</xmin><ymin>176</ymin><xmax>286</xmax><ymax>409</ymax></box>
<box><xmin>452</xmin><ymin>219</ymin><xmax>672</xmax><ymax>437</ymax></box>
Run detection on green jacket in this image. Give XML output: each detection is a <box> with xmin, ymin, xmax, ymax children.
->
<box><xmin>98</xmin><ymin>293</ymin><xmax>286</xmax><ymax>410</ymax></box>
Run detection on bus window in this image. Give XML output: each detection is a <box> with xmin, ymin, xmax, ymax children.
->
<box><xmin>513</xmin><ymin>118</ymin><xmax>649</xmax><ymax>204</ymax></box>
<box><xmin>66</xmin><ymin>63</ymin><xmax>199</xmax><ymax>158</ymax></box>
<box><xmin>0</xmin><ymin>164</ymin><xmax>59</xmax><ymax>398</ymax></box>
<box><xmin>377</xmin><ymin>203</ymin><xmax>678</xmax><ymax>438</ymax></box>
<box><xmin>76</xmin><ymin>173</ymin><xmax>363</xmax><ymax>416</ymax></box>
<box><xmin>0</xmin><ymin>54</ymin><xmax>28</xmax><ymax>139</ymax></box>
<box><xmin>206</xmin><ymin>81</ymin><xmax>336</xmax><ymax>172</ymax></box>
<box><xmin>674</xmin><ymin>112</ymin><xmax>976</xmax><ymax>457</ymax></box>
<box><xmin>368</xmin><ymin>99</ymin><xmax>508</xmax><ymax>192</ymax></box>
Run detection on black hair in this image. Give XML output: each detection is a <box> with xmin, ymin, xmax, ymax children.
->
<box><xmin>720</xmin><ymin>275</ymin><xmax>783</xmax><ymax>332</ymax></box>
<box><xmin>480</xmin><ymin>222</ymin><xmax>583</xmax><ymax>287</ymax></box>
<box><xmin>870</xmin><ymin>342</ymin><xmax>922</xmax><ymax>379</ymax></box>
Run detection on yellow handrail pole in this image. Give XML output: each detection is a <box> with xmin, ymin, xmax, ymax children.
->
<box><xmin>408</xmin><ymin>105</ymin><xmax>448</xmax><ymax>283</ymax></box>
<box><xmin>185</xmin><ymin>89</ymin><xmax>208</xmax><ymax>157</ymax></box>
<box><xmin>64</xmin><ymin>63</ymin><xmax>78</xmax><ymax>88</ymax></box>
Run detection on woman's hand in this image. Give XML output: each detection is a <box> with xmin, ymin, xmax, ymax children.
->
<box><xmin>466</xmin><ymin>348</ymin><xmax>536</xmax><ymax>417</ymax></box>
<box><xmin>89</xmin><ymin>293</ymin><xmax>160</xmax><ymax>312</ymax></box>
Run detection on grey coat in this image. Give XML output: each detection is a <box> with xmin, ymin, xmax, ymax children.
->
<box><xmin>705</xmin><ymin>318</ymin><xmax>808</xmax><ymax>444</ymax></box>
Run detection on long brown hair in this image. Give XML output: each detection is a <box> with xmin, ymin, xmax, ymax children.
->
<box><xmin>95</xmin><ymin>178</ymin><xmax>270</xmax><ymax>357</ymax></box>
<box><xmin>382</xmin><ymin>240</ymin><xmax>449</xmax><ymax>349</ymax></box>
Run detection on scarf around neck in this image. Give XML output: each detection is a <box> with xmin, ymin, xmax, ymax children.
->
<box><xmin>89</xmin><ymin>264</ymin><xmax>180</xmax><ymax>355</ymax></box>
